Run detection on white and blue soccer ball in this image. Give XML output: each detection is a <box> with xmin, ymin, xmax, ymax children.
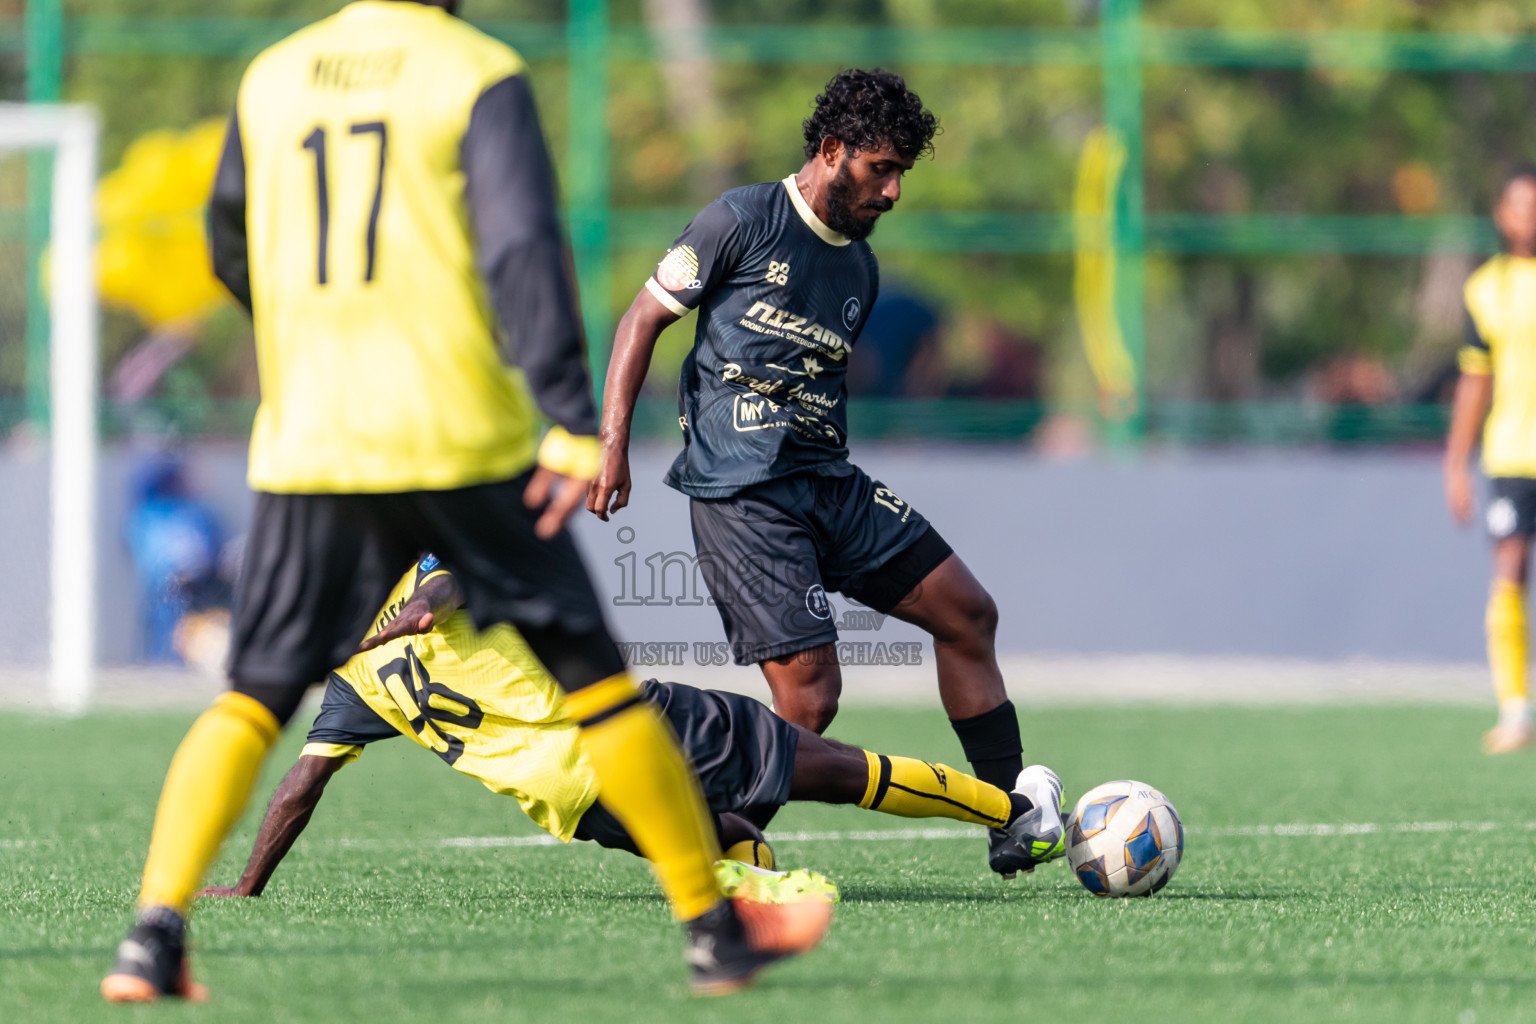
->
<box><xmin>1065</xmin><ymin>779</ymin><xmax>1183</xmax><ymax>897</ymax></box>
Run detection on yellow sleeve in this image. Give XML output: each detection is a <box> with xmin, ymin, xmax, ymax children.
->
<box><xmin>300</xmin><ymin>742</ymin><xmax>364</xmax><ymax>764</ymax></box>
<box><xmin>1459</xmin><ymin>346</ymin><xmax>1492</xmax><ymax>376</ymax></box>
<box><xmin>537</xmin><ymin>427</ymin><xmax>602</xmax><ymax>478</ymax></box>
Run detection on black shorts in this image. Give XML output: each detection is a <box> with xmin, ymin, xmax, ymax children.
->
<box><xmin>1488</xmin><ymin>477</ymin><xmax>1536</xmax><ymax>541</ymax></box>
<box><xmin>689</xmin><ymin>466</ymin><xmax>953</xmax><ymax>665</ymax></box>
<box><xmin>229</xmin><ymin>470</ymin><xmax>610</xmax><ymax>689</ymax></box>
<box><xmin>572</xmin><ymin>680</ymin><xmax>799</xmax><ymax>854</ymax></box>
<box><xmin>305</xmin><ymin>673</ymin><xmax>400</xmax><ymax>747</ymax></box>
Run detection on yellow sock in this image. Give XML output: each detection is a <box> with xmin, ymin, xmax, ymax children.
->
<box><xmin>857</xmin><ymin>750</ymin><xmax>1012</xmax><ymax>827</ymax></box>
<box><xmin>564</xmin><ymin>674</ymin><xmax>723</xmax><ymax>921</ymax></box>
<box><xmin>723</xmin><ymin>838</ymin><xmax>775</xmax><ymax>870</ymax></box>
<box><xmin>1487</xmin><ymin>580</ymin><xmax>1529</xmax><ymax>714</ymax></box>
<box><xmin>138</xmin><ymin>692</ymin><xmax>281</xmax><ymax>913</ymax></box>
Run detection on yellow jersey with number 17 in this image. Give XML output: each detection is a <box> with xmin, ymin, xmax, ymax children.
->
<box><xmin>235</xmin><ymin>1</ymin><xmax>538</xmax><ymax>493</ymax></box>
<box><xmin>1460</xmin><ymin>256</ymin><xmax>1536</xmax><ymax>477</ymax></box>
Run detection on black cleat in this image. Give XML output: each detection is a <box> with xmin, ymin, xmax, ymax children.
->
<box><xmin>988</xmin><ymin>826</ymin><xmax>1029</xmax><ymax>880</ymax></box>
<box><xmin>685</xmin><ymin>896</ymin><xmax>833</xmax><ymax>996</ymax></box>
<box><xmin>101</xmin><ymin>907</ymin><xmax>209</xmax><ymax>1003</ymax></box>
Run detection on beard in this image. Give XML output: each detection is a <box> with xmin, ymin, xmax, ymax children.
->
<box><xmin>823</xmin><ymin>161</ymin><xmax>892</xmax><ymax>241</ymax></box>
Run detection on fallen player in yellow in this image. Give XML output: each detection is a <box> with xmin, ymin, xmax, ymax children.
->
<box><xmin>203</xmin><ymin>558</ymin><xmax>1065</xmax><ymax>902</ymax></box>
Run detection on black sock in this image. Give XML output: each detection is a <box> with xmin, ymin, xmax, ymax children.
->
<box><xmin>135</xmin><ymin>905</ymin><xmax>186</xmax><ymax>936</ymax></box>
<box><xmin>950</xmin><ymin>700</ymin><xmax>1024</xmax><ymax>796</ymax></box>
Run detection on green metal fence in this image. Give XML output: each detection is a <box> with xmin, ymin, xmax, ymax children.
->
<box><xmin>0</xmin><ymin>393</ymin><xmax>1453</xmax><ymax>449</ymax></box>
<box><xmin>11</xmin><ymin>1</ymin><xmax>1525</xmax><ymax>444</ymax></box>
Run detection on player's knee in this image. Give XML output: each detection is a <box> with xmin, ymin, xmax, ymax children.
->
<box><xmin>972</xmin><ymin>590</ymin><xmax>999</xmax><ymax>640</ymax></box>
<box><xmin>934</xmin><ymin>586</ymin><xmax>998</xmax><ymax>648</ymax></box>
<box><xmin>763</xmin><ymin>647</ymin><xmax>842</xmax><ymax>731</ymax></box>
<box><xmin>787</xmin><ymin>689</ymin><xmax>840</xmax><ymax>733</ymax></box>
<box><xmin>1493</xmin><ymin>537</ymin><xmax>1532</xmax><ymax>585</ymax></box>
<box><xmin>771</xmin><ymin>677</ymin><xmax>840</xmax><ymax>732</ymax></box>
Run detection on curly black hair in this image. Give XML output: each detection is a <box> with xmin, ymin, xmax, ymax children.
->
<box><xmin>801</xmin><ymin>68</ymin><xmax>939</xmax><ymax>162</ymax></box>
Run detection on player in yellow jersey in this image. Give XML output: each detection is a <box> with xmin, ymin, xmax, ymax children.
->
<box><xmin>1445</xmin><ymin>165</ymin><xmax>1536</xmax><ymax>755</ymax></box>
<box><xmin>104</xmin><ymin>0</ymin><xmax>826</xmax><ymax>1003</ymax></box>
<box><xmin>197</xmin><ymin>558</ymin><xmax>1062</xmax><ymax>901</ymax></box>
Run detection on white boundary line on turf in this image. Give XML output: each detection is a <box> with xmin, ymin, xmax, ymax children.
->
<box><xmin>7</xmin><ymin>821</ymin><xmax>1533</xmax><ymax>851</ymax></box>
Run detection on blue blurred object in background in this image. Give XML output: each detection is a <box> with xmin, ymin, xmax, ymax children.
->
<box><xmin>847</xmin><ymin>287</ymin><xmax>940</xmax><ymax>397</ymax></box>
<box><xmin>123</xmin><ymin>453</ymin><xmax>225</xmax><ymax>663</ymax></box>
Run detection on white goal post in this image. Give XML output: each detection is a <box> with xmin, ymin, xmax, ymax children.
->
<box><xmin>0</xmin><ymin>104</ymin><xmax>100</xmax><ymax>712</ymax></box>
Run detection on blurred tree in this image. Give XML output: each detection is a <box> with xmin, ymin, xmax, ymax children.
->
<box><xmin>641</xmin><ymin>0</ymin><xmax>733</xmax><ymax>195</ymax></box>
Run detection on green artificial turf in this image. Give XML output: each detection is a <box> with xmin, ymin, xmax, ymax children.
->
<box><xmin>4</xmin><ymin>703</ymin><xmax>1535</xmax><ymax>1023</ymax></box>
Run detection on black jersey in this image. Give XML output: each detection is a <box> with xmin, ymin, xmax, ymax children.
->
<box><xmin>645</xmin><ymin>176</ymin><xmax>879</xmax><ymax>499</ymax></box>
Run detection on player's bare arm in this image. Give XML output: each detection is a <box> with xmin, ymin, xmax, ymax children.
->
<box><xmin>588</xmin><ymin>291</ymin><xmax>680</xmax><ymax>519</ymax></box>
<box><xmin>1445</xmin><ymin>370</ymin><xmax>1491</xmax><ymax>525</ymax></box>
<box><xmin>199</xmin><ymin>754</ymin><xmax>347</xmax><ymax>898</ymax></box>
<box><xmin>356</xmin><ymin>570</ymin><xmax>465</xmax><ymax>653</ymax></box>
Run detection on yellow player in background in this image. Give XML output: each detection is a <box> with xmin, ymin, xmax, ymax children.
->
<box><xmin>1445</xmin><ymin>165</ymin><xmax>1536</xmax><ymax>754</ymax></box>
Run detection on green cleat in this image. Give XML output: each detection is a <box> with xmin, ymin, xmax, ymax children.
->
<box><xmin>715</xmin><ymin>860</ymin><xmax>840</xmax><ymax>904</ymax></box>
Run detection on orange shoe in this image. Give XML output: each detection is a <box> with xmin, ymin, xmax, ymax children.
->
<box><xmin>686</xmin><ymin>895</ymin><xmax>833</xmax><ymax>996</ymax></box>
<box><xmin>1483</xmin><ymin>718</ymin><xmax>1534</xmax><ymax>755</ymax></box>
<box><xmin>101</xmin><ymin>909</ymin><xmax>210</xmax><ymax>1003</ymax></box>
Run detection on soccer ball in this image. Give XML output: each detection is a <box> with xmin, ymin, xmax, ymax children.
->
<box><xmin>1065</xmin><ymin>779</ymin><xmax>1183</xmax><ymax>897</ymax></box>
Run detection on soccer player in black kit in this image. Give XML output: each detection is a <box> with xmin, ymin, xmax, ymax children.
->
<box><xmin>588</xmin><ymin>69</ymin><xmax>1065</xmax><ymax>876</ymax></box>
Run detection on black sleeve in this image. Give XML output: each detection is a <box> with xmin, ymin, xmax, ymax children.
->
<box><xmin>646</xmin><ymin>198</ymin><xmax>742</xmax><ymax>314</ymax></box>
<box><xmin>1464</xmin><ymin>305</ymin><xmax>1488</xmax><ymax>351</ymax></box>
<box><xmin>305</xmin><ymin>675</ymin><xmax>401</xmax><ymax>747</ymax></box>
<box><xmin>207</xmin><ymin>110</ymin><xmax>252</xmax><ymax>315</ymax></box>
<box><xmin>462</xmin><ymin>74</ymin><xmax>597</xmax><ymax>436</ymax></box>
